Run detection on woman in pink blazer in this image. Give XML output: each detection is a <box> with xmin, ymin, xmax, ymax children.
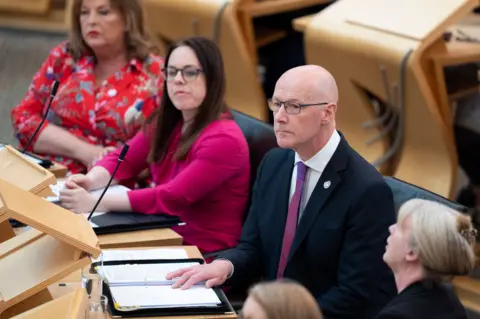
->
<box><xmin>59</xmin><ymin>37</ymin><xmax>250</xmax><ymax>254</ymax></box>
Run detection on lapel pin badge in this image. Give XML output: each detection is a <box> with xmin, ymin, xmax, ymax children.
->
<box><xmin>323</xmin><ymin>181</ymin><xmax>331</xmax><ymax>189</ymax></box>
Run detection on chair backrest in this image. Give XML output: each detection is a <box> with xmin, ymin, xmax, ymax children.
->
<box><xmin>384</xmin><ymin>176</ymin><xmax>468</xmax><ymax>215</ymax></box>
<box><xmin>231</xmin><ymin>109</ymin><xmax>278</xmax><ymax>219</ymax></box>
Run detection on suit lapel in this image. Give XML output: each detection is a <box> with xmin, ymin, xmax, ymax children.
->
<box><xmin>273</xmin><ymin>151</ymin><xmax>296</xmax><ymax>246</ymax></box>
<box><xmin>288</xmin><ymin>135</ymin><xmax>349</xmax><ymax>262</ymax></box>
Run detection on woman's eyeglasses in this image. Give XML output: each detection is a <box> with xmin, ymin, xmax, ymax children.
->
<box><xmin>163</xmin><ymin>66</ymin><xmax>203</xmax><ymax>82</ymax></box>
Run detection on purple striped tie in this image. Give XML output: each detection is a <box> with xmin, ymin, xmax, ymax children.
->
<box><xmin>277</xmin><ymin>162</ymin><xmax>308</xmax><ymax>279</ymax></box>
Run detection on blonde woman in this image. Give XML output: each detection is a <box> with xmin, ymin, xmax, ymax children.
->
<box><xmin>377</xmin><ymin>198</ymin><xmax>477</xmax><ymax>319</ymax></box>
<box><xmin>240</xmin><ymin>281</ymin><xmax>323</xmax><ymax>319</ymax></box>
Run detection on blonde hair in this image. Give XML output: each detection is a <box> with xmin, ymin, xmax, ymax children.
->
<box><xmin>68</xmin><ymin>0</ymin><xmax>159</xmax><ymax>61</ymax></box>
<box><xmin>246</xmin><ymin>281</ymin><xmax>323</xmax><ymax>319</ymax></box>
<box><xmin>398</xmin><ymin>198</ymin><xmax>477</xmax><ymax>277</ymax></box>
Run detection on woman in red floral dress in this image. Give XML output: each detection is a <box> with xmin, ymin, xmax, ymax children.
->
<box><xmin>11</xmin><ymin>0</ymin><xmax>164</xmax><ymax>174</ymax></box>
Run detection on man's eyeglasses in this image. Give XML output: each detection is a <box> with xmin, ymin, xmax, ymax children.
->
<box><xmin>268</xmin><ymin>98</ymin><xmax>329</xmax><ymax>114</ymax></box>
<box><xmin>163</xmin><ymin>66</ymin><xmax>203</xmax><ymax>82</ymax></box>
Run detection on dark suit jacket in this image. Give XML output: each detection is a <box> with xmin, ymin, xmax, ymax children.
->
<box><xmin>375</xmin><ymin>280</ymin><xmax>467</xmax><ymax>319</ymax></box>
<box><xmin>220</xmin><ymin>134</ymin><xmax>397</xmax><ymax>318</ymax></box>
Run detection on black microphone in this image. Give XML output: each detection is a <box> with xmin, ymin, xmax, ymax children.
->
<box><xmin>22</xmin><ymin>80</ymin><xmax>60</xmax><ymax>154</ymax></box>
<box><xmin>87</xmin><ymin>144</ymin><xmax>129</xmax><ymax>221</ymax></box>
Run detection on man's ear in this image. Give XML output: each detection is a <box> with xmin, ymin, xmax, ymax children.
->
<box><xmin>322</xmin><ymin>103</ymin><xmax>337</xmax><ymax>124</ymax></box>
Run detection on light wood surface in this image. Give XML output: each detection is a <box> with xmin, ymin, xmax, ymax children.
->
<box><xmin>49</xmin><ymin>246</ymin><xmax>237</xmax><ymax>319</ymax></box>
<box><xmin>0</xmin><ymin>176</ymin><xmax>101</xmax><ymax>317</ymax></box>
<box><xmin>292</xmin><ymin>13</ymin><xmax>314</xmax><ymax>32</ymax></box>
<box><xmin>49</xmin><ymin>163</ymin><xmax>68</xmax><ymax>179</ymax></box>
<box><xmin>14</xmin><ymin>225</ymin><xmax>183</xmax><ymax>250</ymax></box>
<box><xmin>343</xmin><ymin>0</ymin><xmax>473</xmax><ymax>42</ymax></box>
<box><xmin>246</xmin><ymin>0</ymin><xmax>329</xmax><ymax>17</ymax></box>
<box><xmin>0</xmin><ymin>0</ymin><xmax>72</xmax><ymax>33</ymax></box>
<box><xmin>302</xmin><ymin>0</ymin><xmax>477</xmax><ymax>198</ymax></box>
<box><xmin>0</xmin><ymin>146</ymin><xmax>56</xmax><ymax>197</ymax></box>
<box><xmin>0</xmin><ymin>0</ymin><xmax>50</xmax><ymax>15</ymax></box>
<box><xmin>0</xmin><ymin>179</ymin><xmax>100</xmax><ymax>257</ymax></box>
<box><xmin>11</xmin><ymin>288</ymin><xmax>87</xmax><ymax>319</ymax></box>
<box><xmin>429</xmin><ymin>40</ymin><xmax>480</xmax><ymax>127</ymax></box>
<box><xmin>236</xmin><ymin>0</ymin><xmax>330</xmax><ymax>67</ymax></box>
<box><xmin>98</xmin><ymin>228</ymin><xmax>183</xmax><ymax>249</ymax></box>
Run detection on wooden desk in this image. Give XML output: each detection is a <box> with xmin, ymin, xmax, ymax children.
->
<box><xmin>98</xmin><ymin>228</ymin><xmax>183</xmax><ymax>249</ymax></box>
<box><xmin>49</xmin><ymin>246</ymin><xmax>237</xmax><ymax>319</ymax></box>
<box><xmin>292</xmin><ymin>13</ymin><xmax>315</xmax><ymax>32</ymax></box>
<box><xmin>48</xmin><ymin>162</ymin><xmax>68</xmax><ymax>179</ymax></box>
<box><xmin>428</xmin><ymin>40</ymin><xmax>480</xmax><ymax>126</ymax></box>
<box><xmin>238</xmin><ymin>0</ymin><xmax>330</xmax><ymax>65</ymax></box>
<box><xmin>0</xmin><ymin>0</ymin><xmax>72</xmax><ymax>32</ymax></box>
<box><xmin>14</xmin><ymin>226</ymin><xmax>183</xmax><ymax>249</ymax></box>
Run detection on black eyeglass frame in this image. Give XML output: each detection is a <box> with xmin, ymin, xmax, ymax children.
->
<box><xmin>162</xmin><ymin>66</ymin><xmax>203</xmax><ymax>82</ymax></box>
<box><xmin>267</xmin><ymin>98</ymin><xmax>330</xmax><ymax>114</ymax></box>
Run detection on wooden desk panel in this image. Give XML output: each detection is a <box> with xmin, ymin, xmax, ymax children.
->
<box><xmin>98</xmin><ymin>228</ymin><xmax>183</xmax><ymax>249</ymax></box>
<box><xmin>247</xmin><ymin>0</ymin><xmax>329</xmax><ymax>17</ymax></box>
<box><xmin>48</xmin><ymin>163</ymin><xmax>68</xmax><ymax>179</ymax></box>
<box><xmin>428</xmin><ymin>40</ymin><xmax>480</xmax><ymax>126</ymax></box>
<box><xmin>238</xmin><ymin>0</ymin><xmax>329</xmax><ymax>66</ymax></box>
<box><xmin>14</xmin><ymin>226</ymin><xmax>183</xmax><ymax>250</ymax></box>
<box><xmin>292</xmin><ymin>13</ymin><xmax>315</xmax><ymax>32</ymax></box>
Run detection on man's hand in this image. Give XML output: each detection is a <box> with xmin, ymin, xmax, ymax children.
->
<box><xmin>166</xmin><ymin>260</ymin><xmax>233</xmax><ymax>290</ymax></box>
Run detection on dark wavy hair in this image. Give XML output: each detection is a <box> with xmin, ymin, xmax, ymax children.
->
<box><xmin>147</xmin><ymin>36</ymin><xmax>228</xmax><ymax>163</ymax></box>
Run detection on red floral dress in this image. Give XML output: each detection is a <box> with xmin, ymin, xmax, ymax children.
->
<box><xmin>11</xmin><ymin>41</ymin><xmax>164</xmax><ymax>174</ymax></box>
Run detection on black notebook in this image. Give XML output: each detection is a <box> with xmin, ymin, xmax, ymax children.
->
<box><xmin>95</xmin><ymin>259</ymin><xmax>234</xmax><ymax>317</ymax></box>
<box><xmin>90</xmin><ymin>212</ymin><xmax>182</xmax><ymax>235</ymax></box>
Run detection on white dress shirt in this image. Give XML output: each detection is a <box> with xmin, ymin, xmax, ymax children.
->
<box><xmin>290</xmin><ymin>130</ymin><xmax>341</xmax><ymax>221</ymax></box>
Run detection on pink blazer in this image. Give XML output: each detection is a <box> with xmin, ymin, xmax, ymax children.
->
<box><xmin>96</xmin><ymin>117</ymin><xmax>250</xmax><ymax>254</ymax></box>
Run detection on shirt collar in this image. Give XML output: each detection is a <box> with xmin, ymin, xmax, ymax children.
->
<box><xmin>294</xmin><ymin>130</ymin><xmax>341</xmax><ymax>173</ymax></box>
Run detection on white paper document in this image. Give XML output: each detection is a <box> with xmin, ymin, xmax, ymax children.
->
<box><xmin>95</xmin><ymin>248</ymin><xmax>189</xmax><ymax>263</ymax></box>
<box><xmin>101</xmin><ymin>262</ymin><xmax>199</xmax><ymax>286</ymax></box>
<box><xmin>110</xmin><ymin>285</ymin><xmax>221</xmax><ymax>308</ymax></box>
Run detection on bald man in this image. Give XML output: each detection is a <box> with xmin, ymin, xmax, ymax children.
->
<box><xmin>167</xmin><ymin>66</ymin><xmax>396</xmax><ymax>318</ymax></box>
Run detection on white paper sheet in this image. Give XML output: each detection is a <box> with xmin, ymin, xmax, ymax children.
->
<box><xmin>110</xmin><ymin>285</ymin><xmax>221</xmax><ymax>308</ymax></box>
<box><xmin>101</xmin><ymin>262</ymin><xmax>199</xmax><ymax>286</ymax></box>
<box><xmin>94</xmin><ymin>248</ymin><xmax>189</xmax><ymax>263</ymax></box>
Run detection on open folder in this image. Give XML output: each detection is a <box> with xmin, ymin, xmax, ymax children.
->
<box><xmin>95</xmin><ymin>259</ymin><xmax>233</xmax><ymax>317</ymax></box>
